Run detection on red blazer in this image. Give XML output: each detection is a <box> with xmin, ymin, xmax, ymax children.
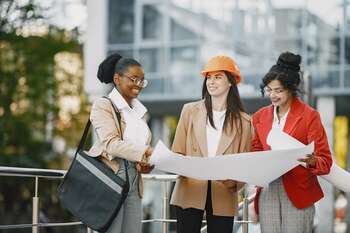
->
<box><xmin>252</xmin><ymin>97</ymin><xmax>332</xmax><ymax>215</ymax></box>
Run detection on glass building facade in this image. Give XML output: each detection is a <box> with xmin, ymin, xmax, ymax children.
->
<box><xmin>105</xmin><ymin>0</ymin><xmax>350</xmax><ymax>103</ymax></box>
<box><xmin>84</xmin><ymin>1</ymin><xmax>350</xmax><ymax>232</ymax></box>
<box><xmin>107</xmin><ymin>0</ymin><xmax>202</xmax><ymax>101</ymax></box>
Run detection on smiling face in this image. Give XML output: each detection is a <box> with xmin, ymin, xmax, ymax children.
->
<box><xmin>265</xmin><ymin>79</ymin><xmax>293</xmax><ymax>108</ymax></box>
<box><xmin>205</xmin><ymin>71</ymin><xmax>231</xmax><ymax>98</ymax></box>
<box><xmin>114</xmin><ymin>65</ymin><xmax>145</xmax><ymax>101</ymax></box>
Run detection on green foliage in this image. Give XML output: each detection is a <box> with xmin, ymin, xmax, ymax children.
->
<box><xmin>0</xmin><ymin>30</ymin><xmax>80</xmax><ymax>166</ymax></box>
<box><xmin>0</xmin><ymin>1</ymin><xmax>88</xmax><ymax>231</ymax></box>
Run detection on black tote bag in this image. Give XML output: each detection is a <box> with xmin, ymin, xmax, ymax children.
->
<box><xmin>58</xmin><ymin>97</ymin><xmax>129</xmax><ymax>232</ymax></box>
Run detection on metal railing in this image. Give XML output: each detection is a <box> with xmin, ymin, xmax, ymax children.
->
<box><xmin>0</xmin><ymin>166</ymin><xmax>255</xmax><ymax>233</ymax></box>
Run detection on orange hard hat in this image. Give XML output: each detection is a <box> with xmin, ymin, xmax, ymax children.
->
<box><xmin>201</xmin><ymin>55</ymin><xmax>241</xmax><ymax>84</ymax></box>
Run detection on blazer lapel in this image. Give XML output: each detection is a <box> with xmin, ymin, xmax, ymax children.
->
<box><xmin>283</xmin><ymin>98</ymin><xmax>304</xmax><ymax>135</ymax></box>
<box><xmin>110</xmin><ymin>106</ymin><xmax>126</xmax><ymax>135</ymax></box>
<box><xmin>193</xmin><ymin>103</ymin><xmax>208</xmax><ymax>157</ymax></box>
<box><xmin>257</xmin><ymin>105</ymin><xmax>274</xmax><ymax>149</ymax></box>
<box><xmin>283</xmin><ymin>113</ymin><xmax>302</xmax><ymax>135</ymax></box>
<box><xmin>216</xmin><ymin>125</ymin><xmax>236</xmax><ymax>155</ymax></box>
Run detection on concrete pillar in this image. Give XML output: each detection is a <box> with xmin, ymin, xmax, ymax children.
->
<box><xmin>85</xmin><ymin>0</ymin><xmax>110</xmax><ymax>148</ymax></box>
<box><xmin>84</xmin><ymin>0</ymin><xmax>110</xmax><ymax>103</ymax></box>
<box><xmin>316</xmin><ymin>96</ymin><xmax>335</xmax><ymax>233</ymax></box>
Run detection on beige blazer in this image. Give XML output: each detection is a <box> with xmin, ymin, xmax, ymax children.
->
<box><xmin>87</xmin><ymin>97</ymin><xmax>152</xmax><ymax>197</ymax></box>
<box><xmin>170</xmin><ymin>100</ymin><xmax>253</xmax><ymax>217</ymax></box>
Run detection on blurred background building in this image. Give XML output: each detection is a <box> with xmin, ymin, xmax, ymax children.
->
<box><xmin>1</xmin><ymin>0</ymin><xmax>350</xmax><ymax>232</ymax></box>
<box><xmin>83</xmin><ymin>1</ymin><xmax>350</xmax><ymax>233</ymax></box>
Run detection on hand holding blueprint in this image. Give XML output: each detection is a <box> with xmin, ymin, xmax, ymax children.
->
<box><xmin>267</xmin><ymin>128</ymin><xmax>350</xmax><ymax>192</ymax></box>
<box><xmin>150</xmin><ymin>126</ymin><xmax>350</xmax><ymax>191</ymax></box>
<box><xmin>150</xmin><ymin>133</ymin><xmax>314</xmax><ymax>187</ymax></box>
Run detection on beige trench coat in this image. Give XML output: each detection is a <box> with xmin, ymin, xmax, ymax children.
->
<box><xmin>170</xmin><ymin>100</ymin><xmax>253</xmax><ymax>216</ymax></box>
<box><xmin>87</xmin><ymin>97</ymin><xmax>152</xmax><ymax>197</ymax></box>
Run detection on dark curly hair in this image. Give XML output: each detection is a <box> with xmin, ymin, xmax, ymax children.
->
<box><xmin>96</xmin><ymin>53</ymin><xmax>142</xmax><ymax>84</ymax></box>
<box><xmin>260</xmin><ymin>51</ymin><xmax>302</xmax><ymax>97</ymax></box>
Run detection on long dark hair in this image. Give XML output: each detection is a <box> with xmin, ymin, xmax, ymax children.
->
<box><xmin>202</xmin><ymin>71</ymin><xmax>245</xmax><ymax>135</ymax></box>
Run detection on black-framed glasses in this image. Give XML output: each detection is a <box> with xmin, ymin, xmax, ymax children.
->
<box><xmin>264</xmin><ymin>87</ymin><xmax>285</xmax><ymax>95</ymax></box>
<box><xmin>123</xmin><ymin>74</ymin><xmax>148</xmax><ymax>88</ymax></box>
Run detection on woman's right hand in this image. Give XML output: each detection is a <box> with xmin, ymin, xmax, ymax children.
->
<box><xmin>138</xmin><ymin>146</ymin><xmax>154</xmax><ymax>173</ymax></box>
<box><xmin>141</xmin><ymin>146</ymin><xmax>153</xmax><ymax>163</ymax></box>
<box><xmin>144</xmin><ymin>146</ymin><xmax>153</xmax><ymax>159</ymax></box>
<box><xmin>136</xmin><ymin>162</ymin><xmax>154</xmax><ymax>174</ymax></box>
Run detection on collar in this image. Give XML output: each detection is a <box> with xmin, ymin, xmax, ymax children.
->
<box><xmin>108</xmin><ymin>88</ymin><xmax>147</xmax><ymax>118</ymax></box>
<box><xmin>273</xmin><ymin>105</ymin><xmax>290</xmax><ymax>123</ymax></box>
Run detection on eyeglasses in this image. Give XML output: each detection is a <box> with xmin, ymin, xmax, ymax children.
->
<box><xmin>264</xmin><ymin>87</ymin><xmax>285</xmax><ymax>95</ymax></box>
<box><xmin>123</xmin><ymin>74</ymin><xmax>148</xmax><ymax>88</ymax></box>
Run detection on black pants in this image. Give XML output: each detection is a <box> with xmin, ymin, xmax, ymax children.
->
<box><xmin>175</xmin><ymin>181</ymin><xmax>234</xmax><ymax>233</ymax></box>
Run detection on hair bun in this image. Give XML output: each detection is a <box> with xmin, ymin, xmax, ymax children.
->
<box><xmin>97</xmin><ymin>53</ymin><xmax>122</xmax><ymax>84</ymax></box>
<box><xmin>276</xmin><ymin>51</ymin><xmax>301</xmax><ymax>72</ymax></box>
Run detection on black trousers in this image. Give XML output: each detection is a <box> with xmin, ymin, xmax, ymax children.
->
<box><xmin>175</xmin><ymin>181</ymin><xmax>234</xmax><ymax>233</ymax></box>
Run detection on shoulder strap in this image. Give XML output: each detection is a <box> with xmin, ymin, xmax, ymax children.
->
<box><xmin>102</xmin><ymin>96</ymin><xmax>130</xmax><ymax>188</ymax></box>
<box><xmin>74</xmin><ymin>120</ymin><xmax>91</xmax><ymax>157</ymax></box>
<box><xmin>102</xmin><ymin>96</ymin><xmax>123</xmax><ymax>139</ymax></box>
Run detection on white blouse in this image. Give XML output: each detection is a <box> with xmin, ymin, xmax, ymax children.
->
<box><xmin>272</xmin><ymin>106</ymin><xmax>290</xmax><ymax>131</ymax></box>
<box><xmin>206</xmin><ymin>110</ymin><xmax>226</xmax><ymax>157</ymax></box>
<box><xmin>108</xmin><ymin>88</ymin><xmax>150</xmax><ymax>147</ymax></box>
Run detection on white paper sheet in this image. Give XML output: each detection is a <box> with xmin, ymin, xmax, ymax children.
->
<box><xmin>150</xmin><ymin>140</ymin><xmax>314</xmax><ymax>187</ymax></box>
<box><xmin>267</xmin><ymin>128</ymin><xmax>350</xmax><ymax>192</ymax></box>
<box><xmin>322</xmin><ymin>165</ymin><xmax>350</xmax><ymax>192</ymax></box>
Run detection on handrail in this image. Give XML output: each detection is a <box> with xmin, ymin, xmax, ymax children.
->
<box><xmin>0</xmin><ymin>222</ymin><xmax>83</xmax><ymax>230</ymax></box>
<box><xmin>142</xmin><ymin>173</ymin><xmax>178</xmax><ymax>181</ymax></box>
<box><xmin>0</xmin><ymin>166</ymin><xmax>255</xmax><ymax>233</ymax></box>
<box><xmin>0</xmin><ymin>166</ymin><xmax>179</xmax><ymax>180</ymax></box>
<box><xmin>0</xmin><ymin>166</ymin><xmax>66</xmax><ymax>178</ymax></box>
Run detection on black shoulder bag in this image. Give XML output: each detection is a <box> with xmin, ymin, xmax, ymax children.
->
<box><xmin>58</xmin><ymin>97</ymin><xmax>129</xmax><ymax>232</ymax></box>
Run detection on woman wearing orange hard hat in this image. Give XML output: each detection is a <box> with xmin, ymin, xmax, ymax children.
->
<box><xmin>170</xmin><ymin>55</ymin><xmax>253</xmax><ymax>233</ymax></box>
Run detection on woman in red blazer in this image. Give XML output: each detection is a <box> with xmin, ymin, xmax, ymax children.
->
<box><xmin>252</xmin><ymin>52</ymin><xmax>332</xmax><ymax>233</ymax></box>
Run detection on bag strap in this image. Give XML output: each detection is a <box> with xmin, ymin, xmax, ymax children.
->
<box><xmin>74</xmin><ymin>120</ymin><xmax>91</xmax><ymax>156</ymax></box>
<box><xmin>102</xmin><ymin>96</ymin><xmax>130</xmax><ymax>189</ymax></box>
<box><xmin>62</xmin><ymin>118</ymin><xmax>91</xmax><ymax>183</ymax></box>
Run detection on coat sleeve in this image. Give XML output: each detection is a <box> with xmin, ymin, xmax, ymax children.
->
<box><xmin>307</xmin><ymin>111</ymin><xmax>333</xmax><ymax>175</ymax></box>
<box><xmin>251</xmin><ymin>113</ymin><xmax>264</xmax><ymax>152</ymax></box>
<box><xmin>244</xmin><ymin>120</ymin><xmax>254</xmax><ymax>152</ymax></box>
<box><xmin>251</xmin><ymin>113</ymin><xmax>264</xmax><ymax>211</ymax></box>
<box><xmin>90</xmin><ymin>98</ymin><xmax>148</xmax><ymax>162</ymax></box>
<box><xmin>171</xmin><ymin>104</ymin><xmax>191</xmax><ymax>155</ymax></box>
<box><xmin>236</xmin><ymin>118</ymin><xmax>254</xmax><ymax>190</ymax></box>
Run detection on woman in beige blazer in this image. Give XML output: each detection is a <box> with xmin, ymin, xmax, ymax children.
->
<box><xmin>171</xmin><ymin>55</ymin><xmax>253</xmax><ymax>233</ymax></box>
<box><xmin>88</xmin><ymin>53</ymin><xmax>153</xmax><ymax>233</ymax></box>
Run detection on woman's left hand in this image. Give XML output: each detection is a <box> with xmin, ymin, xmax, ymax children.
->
<box><xmin>298</xmin><ymin>153</ymin><xmax>316</xmax><ymax>168</ymax></box>
<box><xmin>218</xmin><ymin>180</ymin><xmax>237</xmax><ymax>191</ymax></box>
<box><xmin>136</xmin><ymin>162</ymin><xmax>155</xmax><ymax>174</ymax></box>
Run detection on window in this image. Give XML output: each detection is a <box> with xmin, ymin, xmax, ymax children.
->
<box><xmin>108</xmin><ymin>0</ymin><xmax>135</xmax><ymax>44</ymax></box>
<box><xmin>139</xmin><ymin>48</ymin><xmax>161</xmax><ymax>73</ymax></box>
<box><xmin>142</xmin><ymin>4</ymin><xmax>162</xmax><ymax>40</ymax></box>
